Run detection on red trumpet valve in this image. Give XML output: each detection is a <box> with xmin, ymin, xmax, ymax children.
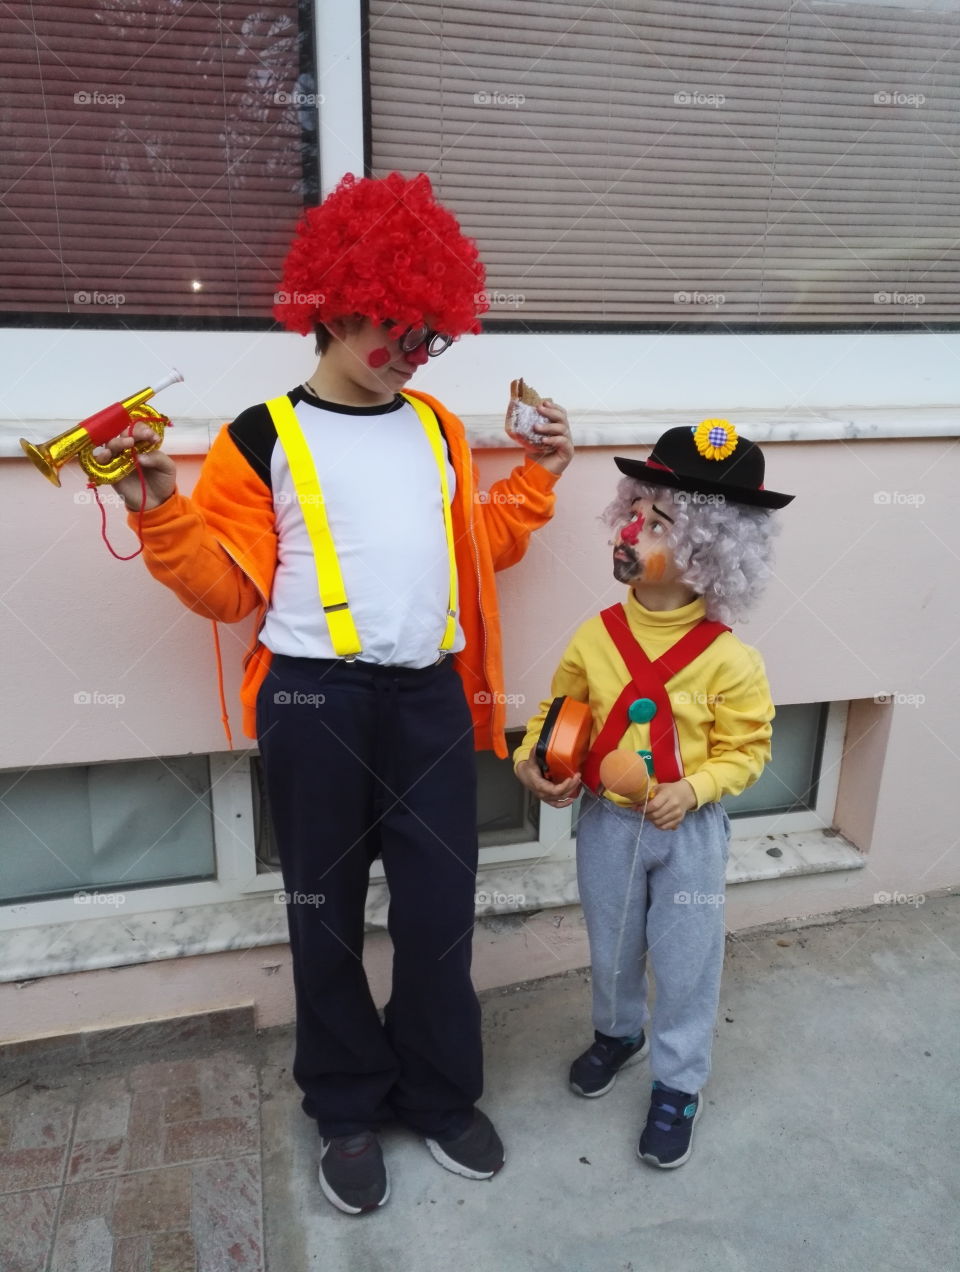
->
<box><xmin>80</xmin><ymin>402</ymin><xmax>133</xmax><ymax>448</ymax></box>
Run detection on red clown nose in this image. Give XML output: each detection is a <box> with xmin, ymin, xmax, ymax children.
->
<box><xmin>404</xmin><ymin>341</ymin><xmax>430</xmax><ymax>367</ymax></box>
<box><xmin>620</xmin><ymin>510</ymin><xmax>644</xmax><ymax>545</ymax></box>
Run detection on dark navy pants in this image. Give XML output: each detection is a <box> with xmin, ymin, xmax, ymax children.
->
<box><xmin>256</xmin><ymin>653</ymin><xmax>481</xmax><ymax>1139</ymax></box>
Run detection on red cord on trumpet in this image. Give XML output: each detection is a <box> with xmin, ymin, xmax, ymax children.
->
<box><xmin>91</xmin><ymin>450</ymin><xmax>147</xmax><ymax>561</ymax></box>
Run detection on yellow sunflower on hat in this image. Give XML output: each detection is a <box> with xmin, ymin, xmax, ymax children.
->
<box><xmin>693</xmin><ymin>418</ymin><xmax>739</xmax><ymax>461</ymax></box>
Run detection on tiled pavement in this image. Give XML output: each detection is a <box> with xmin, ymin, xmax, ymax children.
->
<box><xmin>0</xmin><ymin>1017</ymin><xmax>264</xmax><ymax>1272</ymax></box>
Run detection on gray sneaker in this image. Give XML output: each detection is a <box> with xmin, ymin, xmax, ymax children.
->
<box><xmin>425</xmin><ymin>1109</ymin><xmax>505</xmax><ymax>1180</ymax></box>
<box><xmin>319</xmin><ymin>1132</ymin><xmax>389</xmax><ymax>1214</ymax></box>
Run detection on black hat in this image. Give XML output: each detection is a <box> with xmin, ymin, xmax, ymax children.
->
<box><xmin>614</xmin><ymin>420</ymin><xmax>794</xmax><ymax>510</ymax></box>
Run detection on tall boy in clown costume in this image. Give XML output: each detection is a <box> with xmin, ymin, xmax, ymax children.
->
<box><xmin>515</xmin><ymin>422</ymin><xmax>793</xmax><ymax>1168</ymax></box>
<box><xmin>97</xmin><ymin>173</ymin><xmax>573</xmax><ymax>1213</ymax></box>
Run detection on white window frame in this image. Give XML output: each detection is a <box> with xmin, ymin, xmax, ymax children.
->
<box><xmin>1</xmin><ymin>754</ymin><xmax>255</xmax><ymax>930</ymax></box>
<box><xmin>237</xmin><ymin>699</ymin><xmax>850</xmax><ymax>893</ymax></box>
<box><xmin>725</xmin><ymin>701</ymin><xmax>847</xmax><ymax>838</ymax></box>
<box><xmin>3</xmin><ymin>0</ymin><xmax>957</xmax><ymax>426</ymax></box>
<box><xmin>240</xmin><ymin>746</ymin><xmax>575</xmax><ymax>893</ymax></box>
<box><xmin>0</xmin><ymin>697</ymin><xmax>849</xmax><ymax>931</ymax></box>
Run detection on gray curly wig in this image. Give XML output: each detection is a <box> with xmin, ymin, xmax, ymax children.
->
<box><xmin>602</xmin><ymin>478</ymin><xmax>780</xmax><ymax>625</ymax></box>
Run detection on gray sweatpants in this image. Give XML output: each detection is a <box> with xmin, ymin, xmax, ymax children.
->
<box><xmin>576</xmin><ymin>791</ymin><xmax>731</xmax><ymax>1094</ymax></box>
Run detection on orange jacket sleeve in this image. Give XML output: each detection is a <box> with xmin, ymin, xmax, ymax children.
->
<box><xmin>126</xmin><ymin>425</ymin><xmax>275</xmax><ymax>622</ymax></box>
<box><xmin>475</xmin><ymin>455</ymin><xmax>559</xmax><ymax>571</ymax></box>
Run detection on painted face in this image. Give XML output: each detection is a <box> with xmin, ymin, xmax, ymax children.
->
<box><xmin>612</xmin><ymin>497</ymin><xmax>678</xmax><ymax>586</ymax></box>
<box><xmin>358</xmin><ymin>321</ymin><xmax>440</xmax><ymax>379</ymax></box>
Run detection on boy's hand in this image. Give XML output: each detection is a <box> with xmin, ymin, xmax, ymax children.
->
<box><xmin>92</xmin><ymin>420</ymin><xmax>177</xmax><ymax>512</ymax></box>
<box><xmin>519</xmin><ymin>399</ymin><xmax>574</xmax><ymax>477</ymax></box>
<box><xmin>642</xmin><ymin>779</ymin><xmax>698</xmax><ymax>831</ymax></box>
<box><xmin>515</xmin><ymin>757</ymin><xmax>582</xmax><ymax>807</ymax></box>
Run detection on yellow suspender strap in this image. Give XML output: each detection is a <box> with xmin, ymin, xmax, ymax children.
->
<box><xmin>266</xmin><ymin>395</ymin><xmax>362</xmax><ymax>657</ymax></box>
<box><xmin>266</xmin><ymin>393</ymin><xmax>459</xmax><ymax>658</ymax></box>
<box><xmin>400</xmin><ymin>393</ymin><xmax>459</xmax><ymax>652</ymax></box>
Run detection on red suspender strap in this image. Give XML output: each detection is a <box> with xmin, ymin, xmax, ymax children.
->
<box><xmin>581</xmin><ymin>604</ymin><xmax>730</xmax><ymax>793</ymax></box>
<box><xmin>581</xmin><ymin>682</ymin><xmax>639</xmax><ymax>791</ymax></box>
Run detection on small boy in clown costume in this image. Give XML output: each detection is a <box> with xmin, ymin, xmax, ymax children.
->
<box><xmin>515</xmin><ymin>421</ymin><xmax>793</xmax><ymax>1168</ymax></box>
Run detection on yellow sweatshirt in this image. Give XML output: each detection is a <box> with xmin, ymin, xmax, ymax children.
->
<box><xmin>513</xmin><ymin>590</ymin><xmax>774</xmax><ymax>809</ymax></box>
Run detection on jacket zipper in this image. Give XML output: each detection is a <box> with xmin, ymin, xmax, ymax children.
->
<box><xmin>468</xmin><ymin>518</ymin><xmax>488</xmax><ymax>673</ymax></box>
<box><xmin>214</xmin><ymin>535</ymin><xmax>268</xmax><ymax>669</ymax></box>
<box><xmin>463</xmin><ymin>458</ymin><xmax>493</xmax><ymax>721</ymax></box>
<box><xmin>412</xmin><ymin>391</ymin><xmax>489</xmax><ymax>693</ymax></box>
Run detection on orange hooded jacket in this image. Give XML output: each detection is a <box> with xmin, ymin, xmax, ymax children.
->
<box><xmin>126</xmin><ymin>388</ymin><xmax>559</xmax><ymax>757</ymax></box>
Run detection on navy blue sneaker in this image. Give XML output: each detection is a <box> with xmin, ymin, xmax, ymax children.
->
<box><xmin>425</xmin><ymin>1109</ymin><xmax>505</xmax><ymax>1179</ymax></box>
<box><xmin>637</xmin><ymin>1081</ymin><xmax>701</xmax><ymax>1168</ymax></box>
<box><xmin>569</xmin><ymin>1030</ymin><xmax>649</xmax><ymax>1097</ymax></box>
<box><xmin>319</xmin><ymin>1132</ymin><xmax>389</xmax><ymax>1213</ymax></box>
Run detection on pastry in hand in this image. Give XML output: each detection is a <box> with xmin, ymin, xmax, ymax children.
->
<box><xmin>506</xmin><ymin>377</ymin><xmax>546</xmax><ymax>445</ymax></box>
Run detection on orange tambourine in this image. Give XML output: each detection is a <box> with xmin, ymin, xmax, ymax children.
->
<box><xmin>535</xmin><ymin>696</ymin><xmax>593</xmax><ymax>783</ymax></box>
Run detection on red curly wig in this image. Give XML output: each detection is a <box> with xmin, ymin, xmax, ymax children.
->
<box><xmin>273</xmin><ymin>172</ymin><xmax>488</xmax><ymax>339</ymax></box>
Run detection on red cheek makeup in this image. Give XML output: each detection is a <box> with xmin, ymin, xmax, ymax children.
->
<box><xmin>367</xmin><ymin>346</ymin><xmax>391</xmax><ymax>368</ymax></box>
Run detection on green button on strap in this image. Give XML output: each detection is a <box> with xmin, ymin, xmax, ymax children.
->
<box><xmin>628</xmin><ymin>697</ymin><xmax>657</xmax><ymax>724</ymax></box>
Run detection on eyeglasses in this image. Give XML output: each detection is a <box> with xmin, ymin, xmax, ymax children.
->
<box><xmin>384</xmin><ymin>321</ymin><xmax>454</xmax><ymax>357</ymax></box>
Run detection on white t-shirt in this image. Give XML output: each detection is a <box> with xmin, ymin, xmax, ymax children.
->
<box><xmin>259</xmin><ymin>392</ymin><xmax>465</xmax><ymax>667</ymax></box>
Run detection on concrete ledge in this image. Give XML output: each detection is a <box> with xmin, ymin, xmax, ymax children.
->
<box><xmin>728</xmin><ymin>827</ymin><xmax>863</xmax><ymax>883</ymax></box>
<box><xmin>0</xmin><ymin>831</ymin><xmax>863</xmax><ymax>985</ymax></box>
<box><xmin>3</xmin><ymin>403</ymin><xmax>958</xmax><ymax>459</ymax></box>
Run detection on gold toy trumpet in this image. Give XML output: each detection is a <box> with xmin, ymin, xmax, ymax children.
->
<box><xmin>20</xmin><ymin>368</ymin><xmax>183</xmax><ymax>487</ymax></box>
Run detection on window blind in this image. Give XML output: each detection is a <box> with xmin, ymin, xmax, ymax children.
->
<box><xmin>368</xmin><ymin>0</ymin><xmax>960</xmax><ymax>325</ymax></box>
<box><xmin>0</xmin><ymin>0</ymin><xmax>317</xmax><ymax>320</ymax></box>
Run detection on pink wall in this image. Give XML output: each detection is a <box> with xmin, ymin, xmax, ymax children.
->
<box><xmin>3</xmin><ymin>437</ymin><xmax>953</xmax><ymax>775</ymax></box>
<box><xmin>1</xmin><ymin>434</ymin><xmax>958</xmax><ymax>1040</ymax></box>
<box><xmin>2</xmin><ymin>434</ymin><xmax>957</xmax><ymax>877</ymax></box>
